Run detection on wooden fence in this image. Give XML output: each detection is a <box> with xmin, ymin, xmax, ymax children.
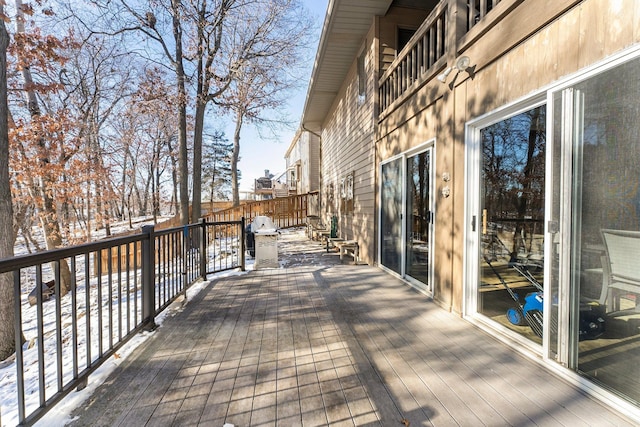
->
<box><xmin>205</xmin><ymin>192</ymin><xmax>320</xmax><ymax>229</ymax></box>
<box><xmin>95</xmin><ymin>193</ymin><xmax>318</xmax><ymax>274</ymax></box>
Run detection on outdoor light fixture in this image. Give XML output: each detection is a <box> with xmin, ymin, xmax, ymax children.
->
<box><xmin>437</xmin><ymin>55</ymin><xmax>472</xmax><ymax>84</ymax></box>
<box><xmin>436</xmin><ymin>67</ymin><xmax>454</xmax><ymax>83</ymax></box>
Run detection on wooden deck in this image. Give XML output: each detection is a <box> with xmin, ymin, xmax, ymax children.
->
<box><xmin>67</xmin><ymin>230</ymin><xmax>634</xmax><ymax>426</ymax></box>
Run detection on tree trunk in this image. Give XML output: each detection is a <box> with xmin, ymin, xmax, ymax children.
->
<box><xmin>171</xmin><ymin>0</ymin><xmax>190</xmax><ymax>225</ymax></box>
<box><xmin>191</xmin><ymin>97</ymin><xmax>204</xmax><ymax>223</ymax></box>
<box><xmin>166</xmin><ymin>135</ymin><xmax>179</xmax><ymax>216</ymax></box>
<box><xmin>86</xmin><ymin>183</ymin><xmax>92</xmax><ymax>241</ymax></box>
<box><xmin>142</xmin><ymin>169</ymin><xmax>152</xmax><ymax>215</ymax></box>
<box><xmin>120</xmin><ymin>151</ymin><xmax>128</xmax><ymax>221</ymax></box>
<box><xmin>231</xmin><ymin>109</ymin><xmax>243</xmax><ymax>206</ymax></box>
<box><xmin>0</xmin><ymin>3</ymin><xmax>18</xmax><ymax>361</ymax></box>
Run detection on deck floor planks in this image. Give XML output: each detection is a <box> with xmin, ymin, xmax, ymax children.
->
<box><xmin>67</xmin><ymin>230</ymin><xmax>637</xmax><ymax>426</ymax></box>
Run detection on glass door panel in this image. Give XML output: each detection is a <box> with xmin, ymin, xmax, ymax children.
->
<box><xmin>381</xmin><ymin>158</ymin><xmax>403</xmax><ymax>274</ymax></box>
<box><xmin>406</xmin><ymin>150</ymin><xmax>432</xmax><ymax>286</ymax></box>
<box><xmin>563</xmin><ymin>57</ymin><xmax>640</xmax><ymax>404</ymax></box>
<box><xmin>479</xmin><ymin>105</ymin><xmax>547</xmax><ymax>343</ymax></box>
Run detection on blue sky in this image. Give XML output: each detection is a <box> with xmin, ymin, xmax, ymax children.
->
<box><xmin>235</xmin><ymin>0</ymin><xmax>328</xmax><ymax>192</ymax></box>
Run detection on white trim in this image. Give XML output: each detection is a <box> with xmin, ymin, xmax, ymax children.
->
<box><xmin>463</xmin><ymin>44</ymin><xmax>640</xmax><ymax>423</ymax></box>
<box><xmin>378</xmin><ymin>139</ymin><xmax>436</xmax><ymax>295</ymax></box>
<box><xmin>464</xmin><ymin>96</ymin><xmax>547</xmax><ymax>356</ymax></box>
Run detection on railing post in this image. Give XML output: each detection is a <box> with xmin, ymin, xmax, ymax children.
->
<box><xmin>13</xmin><ymin>270</ymin><xmax>25</xmax><ymax>424</ymax></box>
<box><xmin>240</xmin><ymin>217</ymin><xmax>246</xmax><ymax>271</ymax></box>
<box><xmin>451</xmin><ymin>0</ymin><xmax>469</xmax><ymax>54</ymax></box>
<box><xmin>141</xmin><ymin>225</ymin><xmax>156</xmax><ymax>330</ymax></box>
<box><xmin>199</xmin><ymin>218</ymin><xmax>207</xmax><ymax>280</ymax></box>
<box><xmin>182</xmin><ymin>225</ymin><xmax>189</xmax><ymax>294</ymax></box>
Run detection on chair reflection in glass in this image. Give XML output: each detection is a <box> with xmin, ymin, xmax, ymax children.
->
<box><xmin>598</xmin><ymin>229</ymin><xmax>640</xmax><ymax>312</ymax></box>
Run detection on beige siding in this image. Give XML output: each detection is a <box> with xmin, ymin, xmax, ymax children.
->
<box><xmin>314</xmin><ymin>0</ymin><xmax>640</xmax><ymax>311</ymax></box>
<box><xmin>309</xmin><ymin>133</ymin><xmax>320</xmax><ymax>192</ymax></box>
<box><xmin>285</xmin><ymin>131</ymin><xmax>321</xmax><ymax>195</ymax></box>
<box><xmin>321</xmin><ymin>26</ymin><xmax>377</xmax><ymax>264</ymax></box>
<box><xmin>376</xmin><ymin>0</ymin><xmax>640</xmax><ymax>312</ymax></box>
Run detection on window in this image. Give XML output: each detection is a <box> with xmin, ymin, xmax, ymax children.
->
<box><xmin>340</xmin><ymin>172</ymin><xmax>355</xmax><ymax>214</ymax></box>
<box><xmin>357</xmin><ymin>46</ymin><xmax>366</xmax><ymax>101</ymax></box>
<box><xmin>475</xmin><ymin>105</ymin><xmax>547</xmax><ymax>344</ymax></box>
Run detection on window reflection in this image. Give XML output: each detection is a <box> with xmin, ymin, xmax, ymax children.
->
<box><xmin>479</xmin><ymin>106</ymin><xmax>546</xmax><ymax>343</ymax></box>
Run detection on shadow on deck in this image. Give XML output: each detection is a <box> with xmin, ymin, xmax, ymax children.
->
<box><xmin>68</xmin><ymin>230</ymin><xmax>633</xmax><ymax>426</ymax></box>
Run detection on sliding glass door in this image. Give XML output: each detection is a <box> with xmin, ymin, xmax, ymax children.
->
<box><xmin>472</xmin><ymin>104</ymin><xmax>547</xmax><ymax>344</ymax></box>
<box><xmin>405</xmin><ymin>150</ymin><xmax>432</xmax><ymax>286</ymax></box>
<box><xmin>380</xmin><ymin>158</ymin><xmax>402</xmax><ymax>275</ymax></box>
<box><xmin>553</xmin><ymin>55</ymin><xmax>640</xmax><ymax>404</ymax></box>
<box><xmin>380</xmin><ymin>145</ymin><xmax>434</xmax><ymax>292</ymax></box>
<box><xmin>467</xmin><ymin>52</ymin><xmax>640</xmax><ymax>407</ymax></box>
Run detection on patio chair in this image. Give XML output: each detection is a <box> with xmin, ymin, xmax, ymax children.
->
<box><xmin>600</xmin><ymin>229</ymin><xmax>640</xmax><ymax>312</ymax></box>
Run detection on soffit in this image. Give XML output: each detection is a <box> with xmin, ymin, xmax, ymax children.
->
<box><xmin>302</xmin><ymin>0</ymin><xmax>393</xmax><ymax>130</ymax></box>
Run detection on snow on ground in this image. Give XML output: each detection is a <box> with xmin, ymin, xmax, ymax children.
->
<box><xmin>34</xmin><ymin>267</ymin><xmax>252</xmax><ymax>427</ymax></box>
<box><xmin>1</xmin><ymin>222</ymin><xmax>315</xmax><ymax>426</ymax></box>
<box><xmin>14</xmin><ymin>216</ymin><xmax>173</xmax><ymax>257</ymax></box>
<box><xmin>0</xmin><ymin>216</ymin><xmax>251</xmax><ymax>426</ymax></box>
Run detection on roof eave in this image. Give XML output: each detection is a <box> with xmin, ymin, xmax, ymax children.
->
<box><xmin>301</xmin><ymin>0</ymin><xmax>393</xmax><ymax>131</ymax></box>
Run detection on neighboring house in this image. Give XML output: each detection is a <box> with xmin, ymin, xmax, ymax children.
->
<box><xmin>253</xmin><ymin>169</ymin><xmax>293</xmax><ymax>199</ymax></box>
<box><xmin>302</xmin><ymin>0</ymin><xmax>640</xmax><ymax>419</ymax></box>
<box><xmin>253</xmin><ymin>169</ymin><xmax>275</xmax><ymax>200</ymax></box>
<box><xmin>284</xmin><ymin>129</ymin><xmax>321</xmax><ymax>195</ymax></box>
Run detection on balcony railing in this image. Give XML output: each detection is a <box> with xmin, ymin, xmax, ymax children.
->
<box><xmin>0</xmin><ymin>219</ymin><xmax>245</xmax><ymax>426</ymax></box>
<box><xmin>378</xmin><ymin>0</ymin><xmax>507</xmax><ymax>115</ymax></box>
<box><xmin>378</xmin><ymin>2</ymin><xmax>448</xmax><ymax>114</ymax></box>
<box><xmin>467</xmin><ymin>0</ymin><xmax>503</xmax><ymax>31</ymax></box>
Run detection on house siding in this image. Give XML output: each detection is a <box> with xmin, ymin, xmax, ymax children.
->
<box><xmin>376</xmin><ymin>0</ymin><xmax>640</xmax><ymax>313</ymax></box>
<box><xmin>320</xmin><ymin>25</ymin><xmax>378</xmax><ymax>264</ymax></box>
<box><xmin>285</xmin><ymin>131</ymin><xmax>321</xmax><ymax>195</ymax></box>
<box><xmin>308</xmin><ymin>132</ymin><xmax>320</xmax><ymax>192</ymax></box>
<box><xmin>305</xmin><ymin>0</ymin><xmax>640</xmax><ymax>419</ymax></box>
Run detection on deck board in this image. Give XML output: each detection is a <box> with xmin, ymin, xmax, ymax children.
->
<box><xmin>67</xmin><ymin>230</ymin><xmax>636</xmax><ymax>426</ymax></box>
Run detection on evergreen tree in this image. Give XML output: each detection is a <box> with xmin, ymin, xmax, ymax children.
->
<box><xmin>202</xmin><ymin>132</ymin><xmax>236</xmax><ymax>201</ymax></box>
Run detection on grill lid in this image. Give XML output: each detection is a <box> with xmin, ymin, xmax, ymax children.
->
<box><xmin>251</xmin><ymin>216</ymin><xmax>277</xmax><ymax>233</ymax></box>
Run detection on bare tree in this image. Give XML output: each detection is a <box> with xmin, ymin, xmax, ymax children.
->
<box><xmin>195</xmin><ymin>0</ymin><xmax>313</xmax><ymax>207</ymax></box>
<box><xmin>80</xmin><ymin>0</ymin><xmax>312</xmax><ymax>218</ymax></box>
<box><xmin>61</xmin><ymin>35</ymin><xmax>136</xmax><ymax>239</ymax></box>
<box><xmin>219</xmin><ymin>0</ymin><xmax>312</xmax><ymax>205</ymax></box>
<box><xmin>110</xmin><ymin>66</ymin><xmax>178</xmax><ymax>224</ymax></box>
<box><xmin>0</xmin><ymin>1</ymin><xmax>17</xmax><ymax>361</ymax></box>
<box><xmin>82</xmin><ymin>0</ymin><xmax>192</xmax><ymax>224</ymax></box>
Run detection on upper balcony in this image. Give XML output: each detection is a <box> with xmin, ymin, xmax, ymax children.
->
<box><xmin>378</xmin><ymin>0</ymin><xmax>519</xmax><ymax>117</ymax></box>
<box><xmin>302</xmin><ymin>0</ymin><xmax>581</xmax><ymax>135</ymax></box>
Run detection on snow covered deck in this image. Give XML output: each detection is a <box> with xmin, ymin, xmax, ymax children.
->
<box><xmin>66</xmin><ymin>230</ymin><xmax>633</xmax><ymax>426</ymax></box>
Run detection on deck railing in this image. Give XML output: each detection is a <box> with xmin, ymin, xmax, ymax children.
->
<box><xmin>378</xmin><ymin>2</ymin><xmax>448</xmax><ymax>114</ymax></box>
<box><xmin>207</xmin><ymin>192</ymin><xmax>319</xmax><ymax>229</ymax></box>
<box><xmin>0</xmin><ymin>219</ymin><xmax>245</xmax><ymax>426</ymax></box>
<box><xmin>378</xmin><ymin>0</ymin><xmax>507</xmax><ymax>115</ymax></box>
<box><xmin>467</xmin><ymin>0</ymin><xmax>503</xmax><ymax>31</ymax></box>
